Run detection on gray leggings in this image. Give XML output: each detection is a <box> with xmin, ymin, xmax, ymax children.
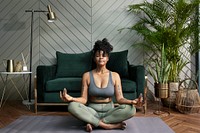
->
<box><xmin>68</xmin><ymin>102</ymin><xmax>136</xmax><ymax>127</ymax></box>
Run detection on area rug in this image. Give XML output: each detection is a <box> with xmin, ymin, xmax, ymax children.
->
<box><xmin>0</xmin><ymin>116</ymin><xmax>175</xmax><ymax>133</ymax></box>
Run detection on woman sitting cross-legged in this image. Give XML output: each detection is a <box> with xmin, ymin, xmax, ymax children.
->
<box><xmin>60</xmin><ymin>38</ymin><xmax>143</xmax><ymax>132</ymax></box>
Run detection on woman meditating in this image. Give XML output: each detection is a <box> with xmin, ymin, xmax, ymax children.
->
<box><xmin>60</xmin><ymin>38</ymin><xmax>143</xmax><ymax>132</ymax></box>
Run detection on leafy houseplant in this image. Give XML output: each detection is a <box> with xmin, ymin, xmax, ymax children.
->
<box><xmin>148</xmin><ymin>45</ymin><xmax>171</xmax><ymax>84</ymax></box>
<box><xmin>148</xmin><ymin>45</ymin><xmax>171</xmax><ymax>98</ymax></box>
<box><xmin>124</xmin><ymin>0</ymin><xmax>200</xmax><ymax>82</ymax></box>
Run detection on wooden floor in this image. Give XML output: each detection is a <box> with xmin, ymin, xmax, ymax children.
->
<box><xmin>0</xmin><ymin>100</ymin><xmax>200</xmax><ymax>133</ymax></box>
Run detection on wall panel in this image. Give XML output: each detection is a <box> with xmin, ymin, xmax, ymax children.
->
<box><xmin>0</xmin><ymin>0</ymin><xmax>146</xmax><ymax>100</ymax></box>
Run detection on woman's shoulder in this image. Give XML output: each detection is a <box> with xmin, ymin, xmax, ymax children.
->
<box><xmin>110</xmin><ymin>71</ymin><xmax>120</xmax><ymax>78</ymax></box>
<box><xmin>83</xmin><ymin>71</ymin><xmax>91</xmax><ymax>77</ymax></box>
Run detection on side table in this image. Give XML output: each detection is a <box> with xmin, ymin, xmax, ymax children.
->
<box><xmin>0</xmin><ymin>71</ymin><xmax>32</xmax><ymax>108</ymax></box>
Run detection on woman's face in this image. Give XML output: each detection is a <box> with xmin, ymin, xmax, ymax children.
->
<box><xmin>94</xmin><ymin>50</ymin><xmax>109</xmax><ymax>66</ymax></box>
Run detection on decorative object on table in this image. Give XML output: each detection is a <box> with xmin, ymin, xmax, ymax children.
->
<box><xmin>14</xmin><ymin>61</ymin><xmax>23</xmax><ymax>72</ymax></box>
<box><xmin>21</xmin><ymin>53</ymin><xmax>28</xmax><ymax>71</ymax></box>
<box><xmin>22</xmin><ymin>66</ymin><xmax>28</xmax><ymax>72</ymax></box>
<box><xmin>25</xmin><ymin>5</ymin><xmax>56</xmax><ymax>104</ymax></box>
<box><xmin>176</xmin><ymin>79</ymin><xmax>200</xmax><ymax>114</ymax></box>
<box><xmin>3</xmin><ymin>59</ymin><xmax>15</xmax><ymax>72</ymax></box>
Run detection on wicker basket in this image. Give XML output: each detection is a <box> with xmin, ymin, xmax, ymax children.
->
<box><xmin>176</xmin><ymin>79</ymin><xmax>200</xmax><ymax>114</ymax></box>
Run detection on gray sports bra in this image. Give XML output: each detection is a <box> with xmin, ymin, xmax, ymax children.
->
<box><xmin>89</xmin><ymin>71</ymin><xmax>115</xmax><ymax>97</ymax></box>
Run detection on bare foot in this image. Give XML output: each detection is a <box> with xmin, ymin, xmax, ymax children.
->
<box><xmin>99</xmin><ymin>121</ymin><xmax>127</xmax><ymax>130</ymax></box>
<box><xmin>121</xmin><ymin>122</ymin><xmax>127</xmax><ymax>130</ymax></box>
<box><xmin>86</xmin><ymin>123</ymin><xmax>93</xmax><ymax>132</ymax></box>
<box><xmin>110</xmin><ymin>122</ymin><xmax>127</xmax><ymax>130</ymax></box>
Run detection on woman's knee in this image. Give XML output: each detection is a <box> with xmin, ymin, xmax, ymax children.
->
<box><xmin>119</xmin><ymin>104</ymin><xmax>136</xmax><ymax>116</ymax></box>
<box><xmin>68</xmin><ymin>102</ymin><xmax>79</xmax><ymax>113</ymax></box>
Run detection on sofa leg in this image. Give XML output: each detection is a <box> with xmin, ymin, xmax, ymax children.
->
<box><xmin>34</xmin><ymin>76</ymin><xmax>37</xmax><ymax>114</ymax></box>
<box><xmin>35</xmin><ymin>102</ymin><xmax>37</xmax><ymax>114</ymax></box>
<box><xmin>143</xmin><ymin>103</ymin><xmax>147</xmax><ymax>114</ymax></box>
<box><xmin>143</xmin><ymin>76</ymin><xmax>148</xmax><ymax>114</ymax></box>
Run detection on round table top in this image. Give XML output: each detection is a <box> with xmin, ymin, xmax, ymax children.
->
<box><xmin>0</xmin><ymin>71</ymin><xmax>32</xmax><ymax>75</ymax></box>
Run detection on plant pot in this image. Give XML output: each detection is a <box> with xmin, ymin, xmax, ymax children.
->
<box><xmin>162</xmin><ymin>82</ymin><xmax>179</xmax><ymax>108</ymax></box>
<box><xmin>154</xmin><ymin>83</ymin><xmax>169</xmax><ymax>98</ymax></box>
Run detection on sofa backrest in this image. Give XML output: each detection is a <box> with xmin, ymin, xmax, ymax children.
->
<box><xmin>56</xmin><ymin>51</ymin><xmax>93</xmax><ymax>78</ymax></box>
<box><xmin>55</xmin><ymin>50</ymin><xmax>129</xmax><ymax>78</ymax></box>
<box><xmin>107</xmin><ymin>50</ymin><xmax>129</xmax><ymax>78</ymax></box>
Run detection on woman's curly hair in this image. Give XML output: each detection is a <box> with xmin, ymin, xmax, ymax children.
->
<box><xmin>93</xmin><ymin>38</ymin><xmax>113</xmax><ymax>56</ymax></box>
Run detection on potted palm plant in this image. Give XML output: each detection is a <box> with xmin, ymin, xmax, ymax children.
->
<box><xmin>126</xmin><ymin>0</ymin><xmax>200</xmax><ymax>80</ymax></box>
<box><xmin>121</xmin><ymin>0</ymin><xmax>200</xmax><ymax>106</ymax></box>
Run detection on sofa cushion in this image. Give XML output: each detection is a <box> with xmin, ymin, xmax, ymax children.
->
<box><xmin>56</xmin><ymin>51</ymin><xmax>93</xmax><ymax>78</ymax></box>
<box><xmin>107</xmin><ymin>50</ymin><xmax>129</xmax><ymax>78</ymax></box>
<box><xmin>121</xmin><ymin>79</ymin><xmax>136</xmax><ymax>92</ymax></box>
<box><xmin>44</xmin><ymin>92</ymin><xmax>81</xmax><ymax>103</ymax></box>
<box><xmin>46</xmin><ymin>78</ymin><xmax>82</xmax><ymax>92</ymax></box>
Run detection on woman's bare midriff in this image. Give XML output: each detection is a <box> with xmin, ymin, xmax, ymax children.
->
<box><xmin>89</xmin><ymin>96</ymin><xmax>112</xmax><ymax>103</ymax></box>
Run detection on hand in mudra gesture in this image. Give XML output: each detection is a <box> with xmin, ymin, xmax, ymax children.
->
<box><xmin>135</xmin><ymin>94</ymin><xmax>144</xmax><ymax>107</ymax></box>
<box><xmin>60</xmin><ymin>88</ymin><xmax>73</xmax><ymax>102</ymax></box>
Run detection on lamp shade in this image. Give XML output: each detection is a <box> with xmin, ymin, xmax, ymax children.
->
<box><xmin>47</xmin><ymin>5</ymin><xmax>56</xmax><ymax>22</ymax></box>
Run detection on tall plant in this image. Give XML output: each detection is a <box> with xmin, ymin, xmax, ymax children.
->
<box><xmin>148</xmin><ymin>45</ymin><xmax>171</xmax><ymax>83</ymax></box>
<box><xmin>123</xmin><ymin>0</ymin><xmax>200</xmax><ymax>82</ymax></box>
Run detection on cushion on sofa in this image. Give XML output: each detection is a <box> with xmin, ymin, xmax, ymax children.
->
<box><xmin>56</xmin><ymin>51</ymin><xmax>93</xmax><ymax>78</ymax></box>
<box><xmin>107</xmin><ymin>50</ymin><xmax>129</xmax><ymax>78</ymax></box>
<box><xmin>121</xmin><ymin>79</ymin><xmax>136</xmax><ymax>92</ymax></box>
<box><xmin>44</xmin><ymin>92</ymin><xmax>81</xmax><ymax>103</ymax></box>
<box><xmin>46</xmin><ymin>78</ymin><xmax>82</xmax><ymax>92</ymax></box>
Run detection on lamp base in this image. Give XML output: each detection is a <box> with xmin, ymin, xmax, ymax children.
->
<box><xmin>22</xmin><ymin>99</ymin><xmax>34</xmax><ymax>105</ymax></box>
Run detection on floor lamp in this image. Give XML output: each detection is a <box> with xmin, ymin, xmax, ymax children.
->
<box><xmin>24</xmin><ymin>5</ymin><xmax>56</xmax><ymax>105</ymax></box>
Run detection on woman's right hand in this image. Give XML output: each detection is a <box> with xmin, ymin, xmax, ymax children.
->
<box><xmin>135</xmin><ymin>94</ymin><xmax>144</xmax><ymax>107</ymax></box>
<box><xmin>60</xmin><ymin>88</ymin><xmax>73</xmax><ymax>102</ymax></box>
<box><xmin>132</xmin><ymin>94</ymin><xmax>144</xmax><ymax>107</ymax></box>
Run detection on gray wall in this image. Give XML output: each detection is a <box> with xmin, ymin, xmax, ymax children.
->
<box><xmin>0</xmin><ymin>0</ymin><xmax>144</xmax><ymax>100</ymax></box>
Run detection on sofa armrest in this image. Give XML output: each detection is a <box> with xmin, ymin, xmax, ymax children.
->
<box><xmin>37</xmin><ymin>65</ymin><xmax>57</xmax><ymax>102</ymax></box>
<box><xmin>129</xmin><ymin>65</ymin><xmax>145</xmax><ymax>97</ymax></box>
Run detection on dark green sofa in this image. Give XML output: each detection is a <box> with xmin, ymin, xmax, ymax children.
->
<box><xmin>35</xmin><ymin>50</ymin><xmax>145</xmax><ymax>113</ymax></box>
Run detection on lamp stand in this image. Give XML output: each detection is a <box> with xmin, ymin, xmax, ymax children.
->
<box><xmin>23</xmin><ymin>5</ymin><xmax>56</xmax><ymax>108</ymax></box>
<box><xmin>24</xmin><ymin>10</ymin><xmax>48</xmax><ymax>106</ymax></box>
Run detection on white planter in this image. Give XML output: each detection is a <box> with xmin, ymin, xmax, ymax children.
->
<box><xmin>169</xmin><ymin>82</ymin><xmax>179</xmax><ymax>91</ymax></box>
<box><xmin>162</xmin><ymin>82</ymin><xmax>179</xmax><ymax>108</ymax></box>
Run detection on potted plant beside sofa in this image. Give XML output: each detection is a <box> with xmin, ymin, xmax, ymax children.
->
<box><xmin>121</xmin><ymin>0</ymin><xmax>200</xmax><ymax>107</ymax></box>
<box><xmin>148</xmin><ymin>45</ymin><xmax>171</xmax><ymax>114</ymax></box>
<box><xmin>148</xmin><ymin>45</ymin><xmax>171</xmax><ymax>99</ymax></box>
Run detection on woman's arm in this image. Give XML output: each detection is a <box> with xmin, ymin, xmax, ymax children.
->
<box><xmin>113</xmin><ymin>72</ymin><xmax>142</xmax><ymax>106</ymax></box>
<box><xmin>60</xmin><ymin>72</ymin><xmax>89</xmax><ymax>105</ymax></box>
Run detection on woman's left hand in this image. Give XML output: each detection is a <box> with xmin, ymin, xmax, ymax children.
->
<box><xmin>60</xmin><ymin>88</ymin><xmax>73</xmax><ymax>102</ymax></box>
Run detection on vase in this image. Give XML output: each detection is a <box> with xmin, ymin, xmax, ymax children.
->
<box><xmin>162</xmin><ymin>82</ymin><xmax>179</xmax><ymax>108</ymax></box>
<box><xmin>14</xmin><ymin>61</ymin><xmax>23</xmax><ymax>72</ymax></box>
<box><xmin>154</xmin><ymin>83</ymin><xmax>169</xmax><ymax>99</ymax></box>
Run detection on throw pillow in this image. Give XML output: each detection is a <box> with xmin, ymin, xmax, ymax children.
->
<box><xmin>56</xmin><ymin>51</ymin><xmax>93</xmax><ymax>77</ymax></box>
<box><xmin>107</xmin><ymin>50</ymin><xmax>129</xmax><ymax>78</ymax></box>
